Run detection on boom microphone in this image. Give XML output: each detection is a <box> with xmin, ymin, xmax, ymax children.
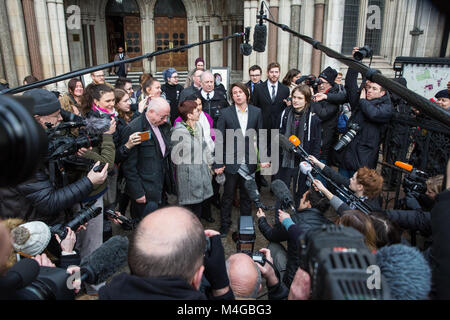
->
<box><xmin>80</xmin><ymin>235</ymin><xmax>129</xmax><ymax>284</ymax></box>
<box><xmin>240</xmin><ymin>26</ymin><xmax>253</xmax><ymax>56</ymax></box>
<box><xmin>271</xmin><ymin>179</ymin><xmax>296</xmax><ymax>213</ymax></box>
<box><xmin>253</xmin><ymin>2</ymin><xmax>267</xmax><ymax>53</ymax></box>
<box><xmin>244</xmin><ymin>179</ymin><xmax>270</xmax><ymax>210</ymax></box>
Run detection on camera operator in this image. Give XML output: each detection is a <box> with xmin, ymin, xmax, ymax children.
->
<box><xmin>310</xmin><ymin>66</ymin><xmax>347</xmax><ymax>165</ymax></box>
<box><xmin>334</xmin><ymin>47</ymin><xmax>393</xmax><ymax>179</ymax></box>
<box><xmin>308</xmin><ymin>155</ymin><xmax>383</xmax><ymax>215</ymax></box>
<box><xmin>256</xmin><ymin>187</ymin><xmax>332</xmax><ymax>289</ymax></box>
<box><xmin>0</xmin><ymin>89</ymin><xmax>109</xmax><ymax>226</ymax></box>
<box><xmin>226</xmin><ymin>248</ymin><xmax>289</xmax><ymax>300</ymax></box>
<box><xmin>99</xmin><ymin>206</ymin><xmax>234</xmax><ymax>300</ymax></box>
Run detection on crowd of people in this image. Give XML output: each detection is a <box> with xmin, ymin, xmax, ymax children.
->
<box><xmin>1</xmin><ymin>44</ymin><xmax>450</xmax><ymax>301</ymax></box>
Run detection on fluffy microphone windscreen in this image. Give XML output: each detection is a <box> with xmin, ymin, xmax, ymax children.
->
<box><xmin>80</xmin><ymin>235</ymin><xmax>129</xmax><ymax>284</ymax></box>
<box><xmin>240</xmin><ymin>43</ymin><xmax>253</xmax><ymax>56</ymax></box>
<box><xmin>376</xmin><ymin>244</ymin><xmax>431</xmax><ymax>300</ymax></box>
<box><xmin>6</xmin><ymin>258</ymin><xmax>40</xmax><ymax>288</ymax></box>
<box><xmin>271</xmin><ymin>179</ymin><xmax>294</xmax><ymax>206</ymax></box>
<box><xmin>253</xmin><ymin>24</ymin><xmax>267</xmax><ymax>53</ymax></box>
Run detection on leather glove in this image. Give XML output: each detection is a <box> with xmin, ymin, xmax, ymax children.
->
<box><xmin>203</xmin><ymin>235</ymin><xmax>229</xmax><ymax>290</ymax></box>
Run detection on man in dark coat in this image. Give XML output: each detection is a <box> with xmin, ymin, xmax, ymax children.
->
<box><xmin>245</xmin><ymin>64</ymin><xmax>263</xmax><ymax>104</ymax></box>
<box><xmin>213</xmin><ymin>83</ymin><xmax>269</xmax><ymax>237</ymax></box>
<box><xmin>252</xmin><ymin>62</ymin><xmax>290</xmax><ymax>156</ymax></box>
<box><xmin>334</xmin><ymin>49</ymin><xmax>393</xmax><ymax>178</ymax></box>
<box><xmin>121</xmin><ymin>97</ymin><xmax>175</xmax><ymax>222</ymax></box>
<box><xmin>199</xmin><ymin>71</ymin><xmax>230</xmax><ymax>127</ymax></box>
<box><xmin>113</xmin><ymin>46</ymin><xmax>131</xmax><ymax>78</ymax></box>
<box><xmin>99</xmin><ymin>206</ymin><xmax>234</xmax><ymax>300</ymax></box>
<box><xmin>0</xmin><ymin>89</ymin><xmax>108</xmax><ymax>225</ymax></box>
<box><xmin>256</xmin><ymin>187</ymin><xmax>332</xmax><ymax>289</ymax></box>
<box><xmin>312</xmin><ymin>66</ymin><xmax>347</xmax><ymax>165</ymax></box>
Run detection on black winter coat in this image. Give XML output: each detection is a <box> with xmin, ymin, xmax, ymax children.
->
<box><xmin>121</xmin><ymin>113</ymin><xmax>175</xmax><ymax>203</ymax></box>
<box><xmin>200</xmin><ymin>90</ymin><xmax>230</xmax><ymax>126</ymax></box>
<box><xmin>335</xmin><ymin>68</ymin><xmax>393</xmax><ymax>171</ymax></box>
<box><xmin>0</xmin><ymin>166</ymin><xmax>93</xmax><ymax>225</ymax></box>
<box><xmin>431</xmin><ymin>189</ymin><xmax>450</xmax><ymax>299</ymax></box>
<box><xmin>312</xmin><ymin>85</ymin><xmax>347</xmax><ymax>162</ymax></box>
<box><xmin>385</xmin><ymin>209</ymin><xmax>431</xmax><ymax>237</ymax></box>
<box><xmin>161</xmin><ymin>83</ymin><xmax>184</xmax><ymax>124</ymax></box>
<box><xmin>258</xmin><ymin>208</ymin><xmax>332</xmax><ymax>288</ymax></box>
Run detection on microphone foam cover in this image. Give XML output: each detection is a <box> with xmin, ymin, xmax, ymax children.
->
<box><xmin>253</xmin><ymin>24</ymin><xmax>267</xmax><ymax>53</ymax></box>
<box><xmin>289</xmin><ymin>135</ymin><xmax>301</xmax><ymax>147</ymax></box>
<box><xmin>80</xmin><ymin>235</ymin><xmax>129</xmax><ymax>284</ymax></box>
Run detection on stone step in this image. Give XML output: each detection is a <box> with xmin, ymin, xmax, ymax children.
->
<box><xmin>105</xmin><ymin>71</ymin><xmax>189</xmax><ymax>88</ymax></box>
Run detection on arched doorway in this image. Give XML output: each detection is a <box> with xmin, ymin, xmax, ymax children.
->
<box><xmin>154</xmin><ymin>0</ymin><xmax>188</xmax><ymax>72</ymax></box>
<box><xmin>105</xmin><ymin>0</ymin><xmax>142</xmax><ymax>71</ymax></box>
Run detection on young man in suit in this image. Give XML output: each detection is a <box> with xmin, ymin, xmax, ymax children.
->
<box><xmin>213</xmin><ymin>82</ymin><xmax>270</xmax><ymax>237</ymax></box>
<box><xmin>245</xmin><ymin>65</ymin><xmax>263</xmax><ymax>104</ymax></box>
<box><xmin>252</xmin><ymin>62</ymin><xmax>290</xmax><ymax>157</ymax></box>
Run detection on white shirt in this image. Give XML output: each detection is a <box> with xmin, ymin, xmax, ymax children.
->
<box><xmin>267</xmin><ymin>81</ymin><xmax>278</xmax><ymax>99</ymax></box>
<box><xmin>201</xmin><ymin>90</ymin><xmax>215</xmax><ymax>101</ymax></box>
<box><xmin>235</xmin><ymin>105</ymin><xmax>248</xmax><ymax>135</ymax></box>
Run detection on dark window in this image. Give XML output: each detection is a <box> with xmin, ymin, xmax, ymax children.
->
<box><xmin>157</xmin><ymin>40</ymin><xmax>162</xmax><ymax>46</ymax></box>
<box><xmin>127</xmin><ymin>47</ymin><xmax>133</xmax><ymax>52</ymax></box>
<box><xmin>180</xmin><ymin>33</ymin><xmax>185</xmax><ymax>39</ymax></box>
<box><xmin>154</xmin><ymin>0</ymin><xmax>186</xmax><ymax>17</ymax></box>
<box><xmin>134</xmin><ymin>40</ymin><xmax>139</xmax><ymax>45</ymax></box>
<box><xmin>341</xmin><ymin>0</ymin><xmax>360</xmax><ymax>55</ymax></box>
<box><xmin>164</xmin><ymin>40</ymin><xmax>169</xmax><ymax>46</ymax></box>
<box><xmin>134</xmin><ymin>47</ymin><xmax>140</xmax><ymax>52</ymax></box>
<box><xmin>127</xmin><ymin>32</ymin><xmax>132</xmax><ymax>39</ymax></box>
<box><xmin>127</xmin><ymin>40</ymin><xmax>132</xmax><ymax>46</ymax></box>
<box><xmin>134</xmin><ymin>32</ymin><xmax>139</xmax><ymax>38</ymax></box>
<box><xmin>180</xmin><ymin>40</ymin><xmax>185</xmax><ymax>46</ymax></box>
<box><xmin>164</xmin><ymin>33</ymin><xmax>169</xmax><ymax>39</ymax></box>
<box><xmin>173</xmin><ymin>33</ymin><xmax>178</xmax><ymax>39</ymax></box>
<box><xmin>106</xmin><ymin>0</ymin><xmax>139</xmax><ymax>15</ymax></box>
<box><xmin>157</xmin><ymin>33</ymin><xmax>162</xmax><ymax>39</ymax></box>
<box><xmin>174</xmin><ymin>40</ymin><xmax>179</xmax><ymax>46</ymax></box>
<box><xmin>364</xmin><ymin>0</ymin><xmax>385</xmax><ymax>55</ymax></box>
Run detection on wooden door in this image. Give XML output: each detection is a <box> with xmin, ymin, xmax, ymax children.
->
<box><xmin>123</xmin><ymin>16</ymin><xmax>142</xmax><ymax>71</ymax></box>
<box><xmin>154</xmin><ymin>17</ymin><xmax>188</xmax><ymax>72</ymax></box>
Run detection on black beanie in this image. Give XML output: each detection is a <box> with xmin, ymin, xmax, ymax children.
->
<box><xmin>23</xmin><ymin>89</ymin><xmax>61</xmax><ymax>116</ymax></box>
<box><xmin>435</xmin><ymin>89</ymin><xmax>449</xmax><ymax>99</ymax></box>
<box><xmin>319</xmin><ymin>66</ymin><xmax>338</xmax><ymax>85</ymax></box>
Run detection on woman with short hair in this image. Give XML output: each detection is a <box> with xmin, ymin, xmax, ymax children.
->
<box><xmin>171</xmin><ymin>100</ymin><xmax>213</xmax><ymax>219</ymax></box>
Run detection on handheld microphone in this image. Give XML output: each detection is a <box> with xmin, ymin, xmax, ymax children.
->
<box><xmin>278</xmin><ymin>134</ymin><xmax>310</xmax><ymax>159</ymax></box>
<box><xmin>253</xmin><ymin>2</ymin><xmax>267</xmax><ymax>53</ymax></box>
<box><xmin>244</xmin><ymin>179</ymin><xmax>271</xmax><ymax>210</ymax></box>
<box><xmin>394</xmin><ymin>161</ymin><xmax>413</xmax><ymax>172</ymax></box>
<box><xmin>271</xmin><ymin>179</ymin><xmax>296</xmax><ymax>213</ymax></box>
<box><xmin>240</xmin><ymin>27</ymin><xmax>253</xmax><ymax>56</ymax></box>
<box><xmin>300</xmin><ymin>161</ymin><xmax>315</xmax><ymax>183</ymax></box>
<box><xmin>80</xmin><ymin>235</ymin><xmax>129</xmax><ymax>284</ymax></box>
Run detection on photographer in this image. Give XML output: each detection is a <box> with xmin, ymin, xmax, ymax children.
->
<box><xmin>256</xmin><ymin>187</ymin><xmax>331</xmax><ymax>288</ymax></box>
<box><xmin>99</xmin><ymin>206</ymin><xmax>234</xmax><ymax>300</ymax></box>
<box><xmin>334</xmin><ymin>47</ymin><xmax>393</xmax><ymax>178</ymax></box>
<box><xmin>310</xmin><ymin>66</ymin><xmax>347</xmax><ymax>165</ymax></box>
<box><xmin>0</xmin><ymin>89</ymin><xmax>109</xmax><ymax>226</ymax></box>
<box><xmin>308</xmin><ymin>154</ymin><xmax>383</xmax><ymax>215</ymax></box>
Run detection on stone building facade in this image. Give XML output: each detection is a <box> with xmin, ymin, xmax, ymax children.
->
<box><xmin>0</xmin><ymin>0</ymin><xmax>448</xmax><ymax>91</ymax></box>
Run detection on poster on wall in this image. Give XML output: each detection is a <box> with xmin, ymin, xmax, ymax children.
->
<box><xmin>210</xmin><ymin>67</ymin><xmax>230</xmax><ymax>92</ymax></box>
<box><xmin>402</xmin><ymin>64</ymin><xmax>450</xmax><ymax>99</ymax></box>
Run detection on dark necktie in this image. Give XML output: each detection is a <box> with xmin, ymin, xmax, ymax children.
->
<box><xmin>251</xmin><ymin>82</ymin><xmax>254</xmax><ymax>94</ymax></box>
<box><xmin>207</xmin><ymin>93</ymin><xmax>211</xmax><ymax>115</ymax></box>
<box><xmin>271</xmin><ymin>85</ymin><xmax>276</xmax><ymax>103</ymax></box>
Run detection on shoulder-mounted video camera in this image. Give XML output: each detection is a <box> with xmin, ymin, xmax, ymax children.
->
<box><xmin>296</xmin><ymin>75</ymin><xmax>323</xmax><ymax>93</ymax></box>
<box><xmin>298</xmin><ymin>224</ymin><xmax>391</xmax><ymax>300</ymax></box>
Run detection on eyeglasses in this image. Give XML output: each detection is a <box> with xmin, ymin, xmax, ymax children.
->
<box><xmin>250</xmin><ymin>74</ymin><xmax>261</xmax><ymax>77</ymax></box>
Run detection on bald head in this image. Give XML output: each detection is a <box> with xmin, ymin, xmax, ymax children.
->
<box><xmin>146</xmin><ymin>97</ymin><xmax>171</xmax><ymax>126</ymax></box>
<box><xmin>128</xmin><ymin>206</ymin><xmax>206</xmax><ymax>283</ymax></box>
<box><xmin>226</xmin><ymin>253</ymin><xmax>261</xmax><ymax>299</ymax></box>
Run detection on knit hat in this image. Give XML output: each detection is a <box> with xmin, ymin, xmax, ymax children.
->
<box><xmin>163</xmin><ymin>68</ymin><xmax>177</xmax><ymax>82</ymax></box>
<box><xmin>22</xmin><ymin>88</ymin><xmax>61</xmax><ymax>116</ymax></box>
<box><xmin>376</xmin><ymin>244</ymin><xmax>431</xmax><ymax>300</ymax></box>
<box><xmin>195</xmin><ymin>57</ymin><xmax>205</xmax><ymax>67</ymax></box>
<box><xmin>11</xmin><ymin>221</ymin><xmax>52</xmax><ymax>256</ymax></box>
<box><xmin>435</xmin><ymin>89</ymin><xmax>449</xmax><ymax>99</ymax></box>
<box><xmin>319</xmin><ymin>66</ymin><xmax>338</xmax><ymax>85</ymax></box>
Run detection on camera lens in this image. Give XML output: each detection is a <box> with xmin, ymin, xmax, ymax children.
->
<box><xmin>0</xmin><ymin>95</ymin><xmax>48</xmax><ymax>187</ymax></box>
